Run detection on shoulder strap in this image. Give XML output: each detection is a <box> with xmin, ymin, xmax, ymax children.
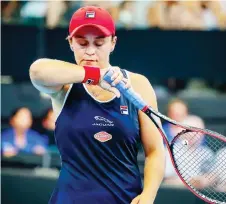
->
<box><xmin>121</xmin><ymin>69</ymin><xmax>128</xmax><ymax>79</ymax></box>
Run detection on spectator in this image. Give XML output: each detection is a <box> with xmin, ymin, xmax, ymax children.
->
<box><xmin>20</xmin><ymin>1</ymin><xmax>67</xmax><ymax>28</ymax></box>
<box><xmin>213</xmin><ymin>147</ymin><xmax>226</xmax><ymax>192</ymax></box>
<box><xmin>147</xmin><ymin>1</ymin><xmax>167</xmax><ymax>29</ymax></box>
<box><xmin>20</xmin><ymin>1</ymin><xmax>48</xmax><ymax>21</ymax></box>
<box><xmin>166</xmin><ymin>1</ymin><xmax>204</xmax><ymax>30</ymax></box>
<box><xmin>40</xmin><ymin>108</ymin><xmax>56</xmax><ymax>146</ymax></box>
<box><xmin>132</xmin><ymin>1</ymin><xmax>155</xmax><ymax>28</ymax></box>
<box><xmin>117</xmin><ymin>1</ymin><xmax>134</xmax><ymax>29</ymax></box>
<box><xmin>1</xmin><ymin>1</ymin><xmax>21</xmax><ymax>22</ymax></box>
<box><xmin>163</xmin><ymin>98</ymin><xmax>189</xmax><ymax>186</ymax></box>
<box><xmin>163</xmin><ymin>98</ymin><xmax>188</xmax><ymax>143</ymax></box>
<box><xmin>1</xmin><ymin>107</ymin><xmax>48</xmax><ymax>157</ymax></box>
<box><xmin>177</xmin><ymin>78</ymin><xmax>219</xmax><ymax>98</ymax></box>
<box><xmin>202</xmin><ymin>1</ymin><xmax>226</xmax><ymax>30</ymax></box>
<box><xmin>46</xmin><ymin>0</ymin><xmax>67</xmax><ymax>29</ymax></box>
<box><xmin>201</xmin><ymin>1</ymin><xmax>219</xmax><ymax>30</ymax></box>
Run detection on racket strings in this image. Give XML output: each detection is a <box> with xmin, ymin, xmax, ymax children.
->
<box><xmin>172</xmin><ymin>131</ymin><xmax>226</xmax><ymax>203</ymax></box>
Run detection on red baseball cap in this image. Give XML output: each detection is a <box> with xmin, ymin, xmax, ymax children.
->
<box><xmin>67</xmin><ymin>6</ymin><xmax>115</xmax><ymax>39</ymax></box>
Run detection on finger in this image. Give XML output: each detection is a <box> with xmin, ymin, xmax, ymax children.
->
<box><xmin>111</xmin><ymin>71</ymin><xmax>120</xmax><ymax>81</ymax></box>
<box><xmin>122</xmin><ymin>78</ymin><xmax>131</xmax><ymax>89</ymax></box>
<box><xmin>112</xmin><ymin>73</ymin><xmax>123</xmax><ymax>86</ymax></box>
<box><xmin>108</xmin><ymin>87</ymin><xmax>120</xmax><ymax>98</ymax></box>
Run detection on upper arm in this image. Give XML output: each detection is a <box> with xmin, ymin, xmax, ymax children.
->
<box><xmin>130</xmin><ymin>73</ymin><xmax>164</xmax><ymax>157</ymax></box>
<box><xmin>30</xmin><ymin>80</ymin><xmax>63</xmax><ymax>95</ymax></box>
<box><xmin>29</xmin><ymin>59</ymin><xmax>63</xmax><ymax>95</ymax></box>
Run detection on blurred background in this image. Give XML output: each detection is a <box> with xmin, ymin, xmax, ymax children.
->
<box><xmin>1</xmin><ymin>0</ymin><xmax>226</xmax><ymax>204</ymax></box>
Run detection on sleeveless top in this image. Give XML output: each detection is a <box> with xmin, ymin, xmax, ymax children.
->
<box><xmin>49</xmin><ymin>70</ymin><xmax>143</xmax><ymax>204</ymax></box>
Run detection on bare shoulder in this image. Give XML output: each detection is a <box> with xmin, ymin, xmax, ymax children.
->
<box><xmin>127</xmin><ymin>71</ymin><xmax>157</xmax><ymax>108</ymax></box>
<box><xmin>127</xmin><ymin>72</ymin><xmax>156</xmax><ymax>98</ymax></box>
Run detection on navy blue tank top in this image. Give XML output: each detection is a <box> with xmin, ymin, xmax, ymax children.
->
<box><xmin>49</xmin><ymin>71</ymin><xmax>143</xmax><ymax>204</ymax></box>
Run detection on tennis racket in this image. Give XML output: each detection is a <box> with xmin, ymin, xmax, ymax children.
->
<box><xmin>104</xmin><ymin>70</ymin><xmax>226</xmax><ymax>204</ymax></box>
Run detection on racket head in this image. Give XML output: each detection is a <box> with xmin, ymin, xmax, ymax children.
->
<box><xmin>142</xmin><ymin>106</ymin><xmax>226</xmax><ymax>203</ymax></box>
<box><xmin>169</xmin><ymin>129</ymin><xmax>226</xmax><ymax>204</ymax></box>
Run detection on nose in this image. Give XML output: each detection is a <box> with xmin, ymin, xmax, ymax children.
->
<box><xmin>85</xmin><ymin>45</ymin><xmax>95</xmax><ymax>56</ymax></box>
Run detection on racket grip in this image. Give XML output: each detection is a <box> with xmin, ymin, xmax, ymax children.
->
<box><xmin>103</xmin><ymin>69</ymin><xmax>147</xmax><ymax>110</ymax></box>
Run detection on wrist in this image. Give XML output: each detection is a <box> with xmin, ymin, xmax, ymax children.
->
<box><xmin>82</xmin><ymin>66</ymin><xmax>100</xmax><ymax>85</ymax></box>
<box><xmin>141</xmin><ymin>190</ymin><xmax>156</xmax><ymax>202</ymax></box>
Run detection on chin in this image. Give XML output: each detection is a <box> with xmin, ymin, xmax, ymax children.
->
<box><xmin>80</xmin><ymin>61</ymin><xmax>99</xmax><ymax>67</ymax></box>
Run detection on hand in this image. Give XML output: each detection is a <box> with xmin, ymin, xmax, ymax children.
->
<box><xmin>3</xmin><ymin>146</ymin><xmax>18</xmax><ymax>157</ymax></box>
<box><xmin>32</xmin><ymin>145</ymin><xmax>46</xmax><ymax>155</ymax></box>
<box><xmin>99</xmin><ymin>66</ymin><xmax>131</xmax><ymax>98</ymax></box>
<box><xmin>130</xmin><ymin>193</ymin><xmax>154</xmax><ymax>204</ymax></box>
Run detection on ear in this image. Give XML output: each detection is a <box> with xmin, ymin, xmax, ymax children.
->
<box><xmin>111</xmin><ymin>36</ymin><xmax>117</xmax><ymax>52</ymax></box>
<box><xmin>68</xmin><ymin>38</ymin><xmax>74</xmax><ymax>52</ymax></box>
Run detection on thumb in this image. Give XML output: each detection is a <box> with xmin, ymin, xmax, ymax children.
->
<box><xmin>130</xmin><ymin>195</ymin><xmax>140</xmax><ymax>204</ymax></box>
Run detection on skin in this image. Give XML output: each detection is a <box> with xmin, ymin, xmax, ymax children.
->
<box><xmin>168</xmin><ymin>101</ymin><xmax>188</xmax><ymax>122</ymax></box>
<box><xmin>29</xmin><ymin>27</ymin><xmax>165</xmax><ymax>204</ymax></box>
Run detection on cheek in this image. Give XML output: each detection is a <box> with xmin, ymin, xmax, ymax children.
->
<box><xmin>97</xmin><ymin>47</ymin><xmax>111</xmax><ymax>59</ymax></box>
<box><xmin>73</xmin><ymin>47</ymin><xmax>85</xmax><ymax>61</ymax></box>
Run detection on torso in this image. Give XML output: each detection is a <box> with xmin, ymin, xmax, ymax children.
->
<box><xmin>49</xmin><ymin>70</ymin><xmax>143</xmax><ymax>204</ymax></box>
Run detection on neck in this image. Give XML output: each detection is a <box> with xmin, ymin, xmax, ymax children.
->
<box><xmin>14</xmin><ymin>129</ymin><xmax>26</xmax><ymax>137</ymax></box>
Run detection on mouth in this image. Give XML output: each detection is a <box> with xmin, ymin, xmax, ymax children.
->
<box><xmin>83</xmin><ymin>59</ymin><xmax>97</xmax><ymax>62</ymax></box>
<box><xmin>80</xmin><ymin>59</ymin><xmax>98</xmax><ymax>66</ymax></box>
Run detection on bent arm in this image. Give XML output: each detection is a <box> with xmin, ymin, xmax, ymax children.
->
<box><xmin>29</xmin><ymin>58</ymin><xmax>85</xmax><ymax>94</ymax></box>
<box><xmin>131</xmin><ymin>74</ymin><xmax>165</xmax><ymax>202</ymax></box>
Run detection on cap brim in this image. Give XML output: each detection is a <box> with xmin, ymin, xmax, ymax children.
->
<box><xmin>67</xmin><ymin>24</ymin><xmax>112</xmax><ymax>39</ymax></box>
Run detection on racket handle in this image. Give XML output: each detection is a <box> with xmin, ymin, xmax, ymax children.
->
<box><xmin>103</xmin><ymin>69</ymin><xmax>147</xmax><ymax>110</ymax></box>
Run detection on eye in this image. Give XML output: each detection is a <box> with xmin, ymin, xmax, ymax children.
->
<box><xmin>95</xmin><ymin>40</ymin><xmax>104</xmax><ymax>47</ymax></box>
<box><xmin>79</xmin><ymin>41</ymin><xmax>88</xmax><ymax>46</ymax></box>
<box><xmin>95</xmin><ymin>44</ymin><xmax>103</xmax><ymax>47</ymax></box>
<box><xmin>76</xmin><ymin>39</ymin><xmax>88</xmax><ymax>46</ymax></box>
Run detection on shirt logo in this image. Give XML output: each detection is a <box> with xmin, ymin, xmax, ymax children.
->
<box><xmin>86</xmin><ymin>79</ymin><xmax>94</xmax><ymax>85</ymax></box>
<box><xmin>120</xmin><ymin>106</ymin><xmax>128</xmax><ymax>115</ymax></box>
<box><xmin>85</xmin><ymin>11</ymin><xmax>95</xmax><ymax>18</ymax></box>
<box><xmin>94</xmin><ymin>131</ymin><xmax>112</xmax><ymax>142</ymax></box>
<box><xmin>92</xmin><ymin>116</ymin><xmax>114</xmax><ymax>126</ymax></box>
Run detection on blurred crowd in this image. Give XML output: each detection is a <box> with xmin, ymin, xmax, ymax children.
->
<box><xmin>1</xmin><ymin>99</ymin><xmax>225</xmax><ymax>191</ymax></box>
<box><xmin>1</xmin><ymin>0</ymin><xmax>226</xmax><ymax>30</ymax></box>
<box><xmin>1</xmin><ymin>107</ymin><xmax>55</xmax><ymax>157</ymax></box>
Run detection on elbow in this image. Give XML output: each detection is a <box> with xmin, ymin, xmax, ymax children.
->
<box><xmin>29</xmin><ymin>58</ymin><xmax>48</xmax><ymax>81</ymax></box>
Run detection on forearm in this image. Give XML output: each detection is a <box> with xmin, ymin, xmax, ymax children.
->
<box><xmin>142</xmin><ymin>149</ymin><xmax>165</xmax><ymax>201</ymax></box>
<box><xmin>29</xmin><ymin>58</ymin><xmax>85</xmax><ymax>86</ymax></box>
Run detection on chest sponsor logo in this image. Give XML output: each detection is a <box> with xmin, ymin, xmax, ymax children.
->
<box><xmin>120</xmin><ymin>106</ymin><xmax>128</xmax><ymax>115</ymax></box>
<box><xmin>94</xmin><ymin>131</ymin><xmax>112</xmax><ymax>142</ymax></box>
<box><xmin>92</xmin><ymin>116</ymin><xmax>114</xmax><ymax>127</ymax></box>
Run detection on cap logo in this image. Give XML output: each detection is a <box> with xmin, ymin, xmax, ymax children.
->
<box><xmin>85</xmin><ymin>11</ymin><xmax>95</xmax><ymax>18</ymax></box>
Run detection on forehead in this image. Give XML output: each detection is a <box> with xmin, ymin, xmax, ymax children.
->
<box><xmin>16</xmin><ymin>108</ymin><xmax>31</xmax><ymax>115</ymax></box>
<box><xmin>74</xmin><ymin>34</ymin><xmax>108</xmax><ymax>40</ymax></box>
<box><xmin>170</xmin><ymin>102</ymin><xmax>186</xmax><ymax>109</ymax></box>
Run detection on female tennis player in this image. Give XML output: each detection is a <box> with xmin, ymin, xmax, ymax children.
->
<box><xmin>29</xmin><ymin>6</ymin><xmax>165</xmax><ymax>204</ymax></box>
